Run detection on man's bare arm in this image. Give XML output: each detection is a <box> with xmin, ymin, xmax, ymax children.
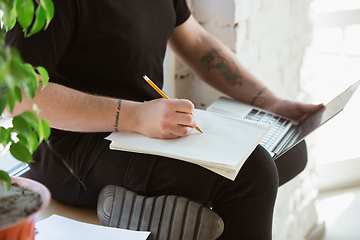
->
<box><xmin>4</xmin><ymin>81</ymin><xmax>137</xmax><ymax>132</ymax></box>
<box><xmin>169</xmin><ymin>15</ymin><xmax>323</xmax><ymax>121</ymax></box>
<box><xmin>4</xmin><ymin>80</ymin><xmax>196</xmax><ymax>137</ymax></box>
<box><xmin>169</xmin><ymin>15</ymin><xmax>276</xmax><ymax>108</ymax></box>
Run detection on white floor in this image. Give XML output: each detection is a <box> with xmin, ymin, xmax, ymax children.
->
<box><xmin>316</xmin><ymin>185</ymin><xmax>360</xmax><ymax>240</ymax></box>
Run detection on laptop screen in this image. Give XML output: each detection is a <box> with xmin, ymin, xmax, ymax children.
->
<box><xmin>277</xmin><ymin>80</ymin><xmax>360</xmax><ymax>157</ymax></box>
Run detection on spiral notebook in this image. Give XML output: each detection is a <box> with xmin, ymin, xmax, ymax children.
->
<box><xmin>106</xmin><ymin>109</ymin><xmax>270</xmax><ymax>180</ymax></box>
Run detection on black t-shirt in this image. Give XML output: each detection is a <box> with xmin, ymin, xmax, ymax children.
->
<box><xmin>5</xmin><ymin>0</ymin><xmax>191</xmax><ymax>176</ymax></box>
<box><xmin>6</xmin><ymin>0</ymin><xmax>190</xmax><ymax>102</ymax></box>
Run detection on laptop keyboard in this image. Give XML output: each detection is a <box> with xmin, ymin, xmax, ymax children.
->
<box><xmin>244</xmin><ymin>109</ymin><xmax>291</xmax><ymax>150</ymax></box>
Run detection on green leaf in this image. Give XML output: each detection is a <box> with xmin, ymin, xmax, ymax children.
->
<box><xmin>7</xmin><ymin>54</ymin><xmax>34</xmax><ymax>100</ymax></box>
<box><xmin>20</xmin><ymin>111</ymin><xmax>39</xmax><ymax>125</ymax></box>
<box><xmin>0</xmin><ymin>171</ymin><xmax>11</xmax><ymax>192</ymax></box>
<box><xmin>5</xmin><ymin>69</ymin><xmax>17</xmax><ymax>92</ymax></box>
<box><xmin>23</xmin><ymin>65</ymin><xmax>39</xmax><ymax>99</ymax></box>
<box><xmin>16</xmin><ymin>65</ymin><xmax>38</xmax><ymax>100</ymax></box>
<box><xmin>27</xmin><ymin>131</ymin><xmax>39</xmax><ymax>152</ymax></box>
<box><xmin>5</xmin><ymin>88</ymin><xmax>15</xmax><ymax>113</ymax></box>
<box><xmin>1</xmin><ymin>3</ymin><xmax>16</xmax><ymax>31</ymax></box>
<box><xmin>28</xmin><ymin>74</ymin><xmax>38</xmax><ymax>99</ymax></box>
<box><xmin>0</xmin><ymin>60</ymin><xmax>10</xmax><ymax>83</ymax></box>
<box><xmin>23</xmin><ymin>64</ymin><xmax>39</xmax><ymax>87</ymax></box>
<box><xmin>15</xmin><ymin>0</ymin><xmax>35</xmax><ymax>35</ymax></box>
<box><xmin>39</xmin><ymin>0</ymin><xmax>54</xmax><ymax>30</ymax></box>
<box><xmin>40</xmin><ymin>118</ymin><xmax>50</xmax><ymax>141</ymax></box>
<box><xmin>10</xmin><ymin>142</ymin><xmax>34</xmax><ymax>163</ymax></box>
<box><xmin>7</xmin><ymin>7</ymin><xmax>17</xmax><ymax>31</ymax></box>
<box><xmin>23</xmin><ymin>62</ymin><xmax>32</xmax><ymax>68</ymax></box>
<box><xmin>36</xmin><ymin>118</ymin><xmax>45</xmax><ymax>141</ymax></box>
<box><xmin>28</xmin><ymin>5</ymin><xmax>46</xmax><ymax>37</ymax></box>
<box><xmin>36</xmin><ymin>66</ymin><xmax>49</xmax><ymax>89</ymax></box>
<box><xmin>0</xmin><ymin>126</ymin><xmax>12</xmax><ymax>147</ymax></box>
<box><xmin>0</xmin><ymin>82</ymin><xmax>8</xmax><ymax>95</ymax></box>
<box><xmin>17</xmin><ymin>134</ymin><xmax>28</xmax><ymax>146</ymax></box>
<box><xmin>0</xmin><ymin>2</ymin><xmax>10</xmax><ymax>25</ymax></box>
<box><xmin>14</xmin><ymin>86</ymin><xmax>22</xmax><ymax>102</ymax></box>
<box><xmin>12</xmin><ymin>115</ymin><xmax>32</xmax><ymax>137</ymax></box>
<box><xmin>0</xmin><ymin>96</ymin><xmax>6</xmax><ymax>114</ymax></box>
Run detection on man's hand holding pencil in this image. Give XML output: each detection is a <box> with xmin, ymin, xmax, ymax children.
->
<box><xmin>133</xmin><ymin>75</ymin><xmax>201</xmax><ymax>139</ymax></box>
<box><xmin>134</xmin><ymin>97</ymin><xmax>198</xmax><ymax>139</ymax></box>
<box><xmin>143</xmin><ymin>75</ymin><xmax>202</xmax><ymax>134</ymax></box>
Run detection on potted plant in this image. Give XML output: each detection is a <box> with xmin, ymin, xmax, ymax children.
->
<box><xmin>0</xmin><ymin>0</ymin><xmax>54</xmax><ymax>239</ymax></box>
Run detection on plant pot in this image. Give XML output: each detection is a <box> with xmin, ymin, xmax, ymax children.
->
<box><xmin>0</xmin><ymin>176</ymin><xmax>51</xmax><ymax>240</ymax></box>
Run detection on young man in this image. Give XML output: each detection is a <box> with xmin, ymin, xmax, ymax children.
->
<box><xmin>5</xmin><ymin>0</ymin><xmax>322</xmax><ymax>239</ymax></box>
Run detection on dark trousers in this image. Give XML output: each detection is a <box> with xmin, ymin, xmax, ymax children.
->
<box><xmin>31</xmin><ymin>138</ymin><xmax>308</xmax><ymax>240</ymax></box>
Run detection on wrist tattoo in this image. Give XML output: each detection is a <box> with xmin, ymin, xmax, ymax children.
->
<box><xmin>113</xmin><ymin>99</ymin><xmax>122</xmax><ymax>132</ymax></box>
<box><xmin>251</xmin><ymin>87</ymin><xmax>267</xmax><ymax>105</ymax></box>
<box><xmin>200</xmin><ymin>48</ymin><xmax>243</xmax><ymax>86</ymax></box>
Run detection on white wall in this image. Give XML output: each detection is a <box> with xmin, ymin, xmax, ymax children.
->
<box><xmin>173</xmin><ymin>0</ymin><xmax>314</xmax><ymax>109</ymax></box>
<box><xmin>169</xmin><ymin>1</ymin><xmax>321</xmax><ymax>239</ymax></box>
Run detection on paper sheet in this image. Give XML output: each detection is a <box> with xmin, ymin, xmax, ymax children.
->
<box><xmin>35</xmin><ymin>215</ymin><xmax>150</xmax><ymax>240</ymax></box>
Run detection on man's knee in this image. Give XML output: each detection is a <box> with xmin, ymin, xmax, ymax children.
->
<box><xmin>276</xmin><ymin>140</ymin><xmax>308</xmax><ymax>186</ymax></box>
<box><xmin>229</xmin><ymin>145</ymin><xmax>279</xmax><ymax>199</ymax></box>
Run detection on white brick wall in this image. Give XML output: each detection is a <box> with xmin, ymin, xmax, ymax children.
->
<box><xmin>175</xmin><ymin>0</ymin><xmax>314</xmax><ymax>108</ymax></box>
<box><xmin>171</xmin><ymin>1</ymin><xmax>320</xmax><ymax>239</ymax></box>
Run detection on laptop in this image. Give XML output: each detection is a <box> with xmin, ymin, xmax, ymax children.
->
<box><xmin>206</xmin><ymin>80</ymin><xmax>360</xmax><ymax>160</ymax></box>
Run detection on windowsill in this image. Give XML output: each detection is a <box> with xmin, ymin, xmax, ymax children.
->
<box><xmin>0</xmin><ymin>150</ymin><xmax>29</xmax><ymax>177</ymax></box>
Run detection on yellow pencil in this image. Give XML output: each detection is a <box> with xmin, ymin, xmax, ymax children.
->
<box><xmin>143</xmin><ymin>75</ymin><xmax>203</xmax><ymax>133</ymax></box>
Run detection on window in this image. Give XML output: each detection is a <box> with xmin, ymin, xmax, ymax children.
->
<box><xmin>301</xmin><ymin>0</ymin><xmax>360</xmax><ymax>190</ymax></box>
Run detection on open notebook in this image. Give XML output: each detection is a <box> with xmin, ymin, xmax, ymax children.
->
<box><xmin>106</xmin><ymin>109</ymin><xmax>270</xmax><ymax>180</ymax></box>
